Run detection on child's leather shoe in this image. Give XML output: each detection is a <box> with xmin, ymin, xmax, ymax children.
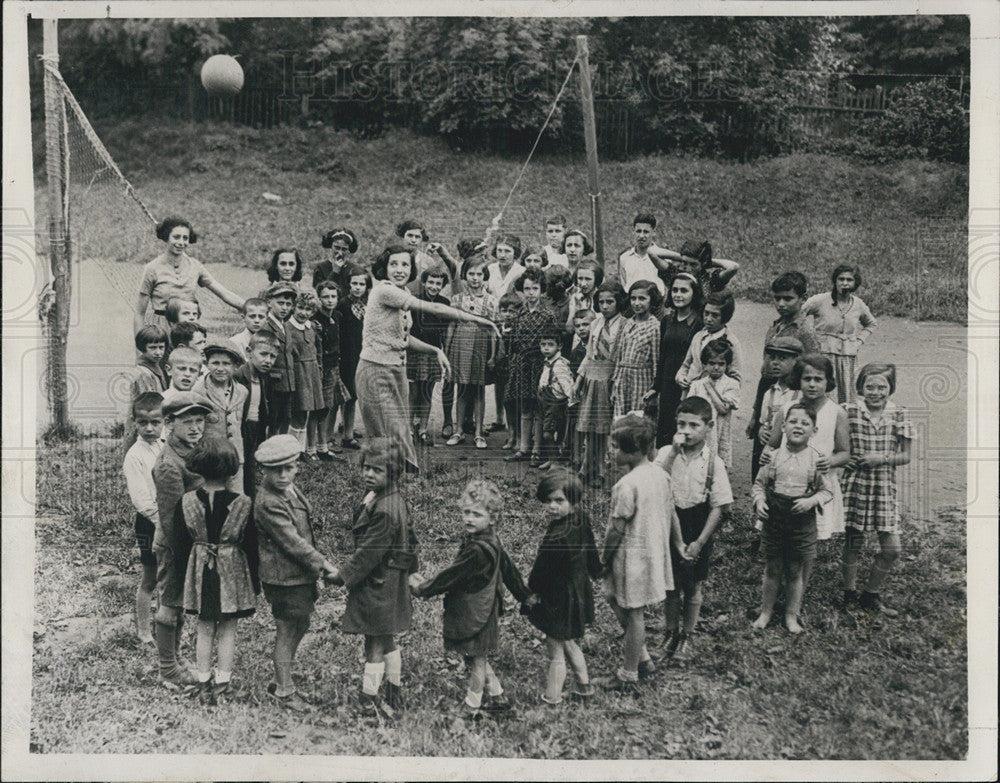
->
<box><xmin>859</xmin><ymin>591</ymin><xmax>898</xmax><ymax>617</ymax></box>
<box><xmin>671</xmin><ymin>632</ymin><xmax>692</xmax><ymax>664</ymax></box>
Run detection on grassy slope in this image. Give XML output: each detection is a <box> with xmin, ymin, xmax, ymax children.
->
<box><xmin>31</xmin><ymin>441</ymin><xmax>967</xmax><ymax>758</ymax></box>
<box><xmin>47</xmin><ymin>120</ymin><xmax>967</xmax><ymax>322</ymax></box>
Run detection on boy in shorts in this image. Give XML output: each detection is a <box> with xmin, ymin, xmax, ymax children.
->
<box><xmin>654</xmin><ymin>396</ymin><xmax>733</xmax><ymax>662</ymax></box>
<box><xmin>254</xmin><ymin>434</ymin><xmax>337</xmax><ymax>712</ymax></box>
<box><xmin>151</xmin><ymin>391</ymin><xmax>213</xmax><ymax>687</ymax></box>
<box><xmin>122</xmin><ymin>391</ymin><xmax>165</xmax><ymax>645</ymax></box>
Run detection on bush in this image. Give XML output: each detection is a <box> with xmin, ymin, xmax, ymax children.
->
<box><xmin>856</xmin><ymin>80</ymin><xmax>969</xmax><ymax>163</ymax></box>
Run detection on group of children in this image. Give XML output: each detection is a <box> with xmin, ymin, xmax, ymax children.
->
<box><xmin>121</xmin><ymin>210</ymin><xmax>913</xmax><ymax>713</ymax></box>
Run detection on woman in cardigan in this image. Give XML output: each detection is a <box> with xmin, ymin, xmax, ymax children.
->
<box><xmin>355</xmin><ymin>245</ymin><xmax>500</xmax><ymax>473</ymax></box>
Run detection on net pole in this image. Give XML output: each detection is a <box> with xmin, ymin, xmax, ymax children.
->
<box><xmin>576</xmin><ymin>36</ymin><xmax>605</xmax><ymax>271</ymax></box>
<box><xmin>42</xmin><ymin>19</ymin><xmax>70</xmax><ymax>430</ymax></box>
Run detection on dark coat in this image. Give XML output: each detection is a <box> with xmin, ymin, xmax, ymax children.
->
<box><xmin>234</xmin><ymin>363</ymin><xmax>271</xmax><ymax>427</ymax></box>
<box><xmin>264</xmin><ymin>313</ymin><xmax>296</xmax><ymax>392</ymax></box>
<box><xmin>525</xmin><ymin>512</ymin><xmax>602</xmax><ymax>640</ymax></box>
<box><xmin>151</xmin><ymin>435</ymin><xmax>204</xmax><ymax>607</ymax></box>
<box><xmin>340</xmin><ymin>489</ymin><xmax>419</xmax><ymax>636</ymax></box>
<box><xmin>415</xmin><ymin>528</ymin><xmax>530</xmax><ymax>655</ymax></box>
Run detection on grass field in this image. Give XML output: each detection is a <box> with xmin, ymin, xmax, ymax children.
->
<box><xmin>26</xmin><ymin>121</ymin><xmax>970</xmax><ymax>759</ymax></box>
<box><xmin>30</xmin><ymin>438</ymin><xmax>967</xmax><ymax>759</ymax></box>
<box><xmin>36</xmin><ymin>120</ymin><xmax>968</xmax><ymax>322</ymax></box>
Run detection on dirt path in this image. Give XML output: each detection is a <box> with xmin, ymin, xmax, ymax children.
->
<box><xmin>45</xmin><ymin>258</ymin><xmax>968</xmax><ymax>518</ymax></box>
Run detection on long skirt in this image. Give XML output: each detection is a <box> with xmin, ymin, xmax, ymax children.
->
<box><xmin>828</xmin><ymin>353</ymin><xmax>857</xmax><ymax>405</ymax></box>
<box><xmin>355</xmin><ymin>358</ymin><xmax>419</xmax><ymax>472</ymax></box>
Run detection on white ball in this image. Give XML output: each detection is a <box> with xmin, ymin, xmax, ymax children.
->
<box><xmin>200</xmin><ymin>55</ymin><xmax>244</xmax><ymax>96</ymax></box>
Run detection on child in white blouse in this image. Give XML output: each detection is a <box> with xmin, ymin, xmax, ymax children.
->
<box><xmin>686</xmin><ymin>340</ymin><xmax>740</xmax><ymax>468</ymax></box>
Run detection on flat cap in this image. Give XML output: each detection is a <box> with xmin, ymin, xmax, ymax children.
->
<box><xmin>203</xmin><ymin>338</ymin><xmax>245</xmax><ymax>365</ymax></box>
<box><xmin>265</xmin><ymin>281</ymin><xmax>298</xmax><ymax>299</ymax></box>
<box><xmin>162</xmin><ymin>391</ymin><xmax>214</xmax><ymax>419</ymax></box>
<box><xmin>255</xmin><ymin>434</ymin><xmax>302</xmax><ymax>466</ymax></box>
<box><xmin>764</xmin><ymin>335</ymin><xmax>805</xmax><ymax>356</ymax></box>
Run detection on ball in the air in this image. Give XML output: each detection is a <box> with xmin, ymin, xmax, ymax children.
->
<box><xmin>201</xmin><ymin>55</ymin><xmax>244</xmax><ymax>96</ymax></box>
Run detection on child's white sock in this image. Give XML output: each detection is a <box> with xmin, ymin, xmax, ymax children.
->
<box><xmin>214</xmin><ymin>669</ymin><xmax>231</xmax><ymax>684</ymax></box>
<box><xmin>197</xmin><ymin>670</ymin><xmax>212</xmax><ymax>683</ymax></box>
<box><xmin>484</xmin><ymin>662</ymin><xmax>503</xmax><ymax>697</ymax></box>
<box><xmin>383</xmin><ymin>649</ymin><xmax>402</xmax><ymax>687</ymax></box>
<box><xmin>362</xmin><ymin>662</ymin><xmax>385</xmax><ymax>696</ymax></box>
<box><xmin>464</xmin><ymin>688</ymin><xmax>483</xmax><ymax>709</ymax></box>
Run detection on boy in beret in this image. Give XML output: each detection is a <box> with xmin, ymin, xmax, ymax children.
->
<box><xmin>253</xmin><ymin>435</ymin><xmax>337</xmax><ymax>712</ymax></box>
<box><xmin>151</xmin><ymin>392</ymin><xmax>213</xmax><ymax>688</ymax></box>
<box><xmin>193</xmin><ymin>339</ymin><xmax>249</xmax><ymax>492</ymax></box>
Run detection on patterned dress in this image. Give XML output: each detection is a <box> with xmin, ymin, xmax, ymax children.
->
<box><xmin>505</xmin><ymin>305</ymin><xmax>558</xmax><ymax>413</ymax></box>
<box><xmin>181</xmin><ymin>489</ymin><xmax>259</xmax><ymax>621</ymax></box>
<box><xmin>576</xmin><ymin>312</ymin><xmax>623</xmax><ymax>435</ymax></box>
<box><xmin>840</xmin><ymin>401</ymin><xmax>913</xmax><ymax>534</ymax></box>
<box><xmin>444</xmin><ymin>290</ymin><xmax>497</xmax><ymax>386</ymax></box>
<box><xmin>611</xmin><ymin>316</ymin><xmax>660</xmax><ymax>420</ymax></box>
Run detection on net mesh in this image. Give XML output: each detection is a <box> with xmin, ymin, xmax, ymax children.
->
<box><xmin>37</xmin><ymin>57</ymin><xmax>237</xmax><ymax>429</ymax></box>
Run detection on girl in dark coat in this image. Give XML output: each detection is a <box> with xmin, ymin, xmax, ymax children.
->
<box><xmin>525</xmin><ymin>471</ymin><xmax>601</xmax><ymax>705</ymax></box>
<box><xmin>411</xmin><ymin>479</ymin><xmax>534</xmax><ymax>718</ymax></box>
<box><xmin>180</xmin><ymin>438</ymin><xmax>259</xmax><ymax>704</ymax></box>
<box><xmin>645</xmin><ymin>272</ymin><xmax>704</xmax><ymax>447</ymax></box>
<box><xmin>328</xmin><ymin>438</ymin><xmax>418</xmax><ymax>715</ymax></box>
<box><xmin>336</xmin><ymin>264</ymin><xmax>370</xmax><ymax>448</ymax></box>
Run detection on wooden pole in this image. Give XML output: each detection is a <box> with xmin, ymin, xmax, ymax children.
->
<box><xmin>576</xmin><ymin>36</ymin><xmax>605</xmax><ymax>270</ymax></box>
<box><xmin>42</xmin><ymin>19</ymin><xmax>71</xmax><ymax>431</ymax></box>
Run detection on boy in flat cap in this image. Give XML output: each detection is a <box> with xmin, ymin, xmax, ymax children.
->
<box><xmin>264</xmin><ymin>282</ymin><xmax>298</xmax><ymax>436</ymax></box>
<box><xmin>747</xmin><ymin>335</ymin><xmax>804</xmax><ymax>558</ymax></box>
<box><xmin>193</xmin><ymin>339</ymin><xmax>249</xmax><ymax>492</ymax></box>
<box><xmin>151</xmin><ymin>392</ymin><xmax>213</xmax><ymax>688</ymax></box>
<box><xmin>253</xmin><ymin>435</ymin><xmax>338</xmax><ymax>712</ymax></box>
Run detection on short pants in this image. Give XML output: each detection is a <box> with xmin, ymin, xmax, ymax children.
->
<box><xmin>762</xmin><ymin>490</ymin><xmax>818</xmax><ymax>562</ymax></box>
<box><xmin>134</xmin><ymin>513</ymin><xmax>156</xmax><ymax>567</ymax></box>
<box><xmin>263</xmin><ymin>582</ymin><xmax>318</xmax><ymax>621</ymax></box>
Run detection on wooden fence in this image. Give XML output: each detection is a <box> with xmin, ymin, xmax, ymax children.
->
<box><xmin>64</xmin><ymin>73</ymin><xmax>969</xmax><ymax>159</ymax></box>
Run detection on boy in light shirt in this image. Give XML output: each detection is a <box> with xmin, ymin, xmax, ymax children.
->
<box><xmin>654</xmin><ymin>396</ymin><xmax>733</xmax><ymax>663</ymax></box>
<box><xmin>231</xmin><ymin>297</ymin><xmax>269</xmax><ymax>361</ymax></box>
<box><xmin>122</xmin><ymin>392</ymin><xmax>166</xmax><ymax>645</ymax></box>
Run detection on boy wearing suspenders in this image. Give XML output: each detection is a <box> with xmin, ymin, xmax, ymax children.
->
<box><xmin>654</xmin><ymin>395</ymin><xmax>733</xmax><ymax>662</ymax></box>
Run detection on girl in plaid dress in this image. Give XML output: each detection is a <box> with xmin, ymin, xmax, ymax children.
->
<box><xmin>443</xmin><ymin>257</ymin><xmax>499</xmax><ymax>449</ymax></box>
<box><xmin>840</xmin><ymin>363</ymin><xmax>913</xmax><ymax>617</ymax></box>
<box><xmin>611</xmin><ymin>281</ymin><xmax>661</xmax><ymax>420</ymax></box>
<box><xmin>504</xmin><ymin>269</ymin><xmax>558</xmax><ymax>463</ymax></box>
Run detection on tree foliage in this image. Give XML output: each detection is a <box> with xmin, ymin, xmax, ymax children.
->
<box><xmin>835</xmin><ymin>16</ymin><xmax>969</xmax><ymax>75</ymax></box>
<box><xmin>46</xmin><ymin>16</ymin><xmax>969</xmax><ymax>161</ymax></box>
